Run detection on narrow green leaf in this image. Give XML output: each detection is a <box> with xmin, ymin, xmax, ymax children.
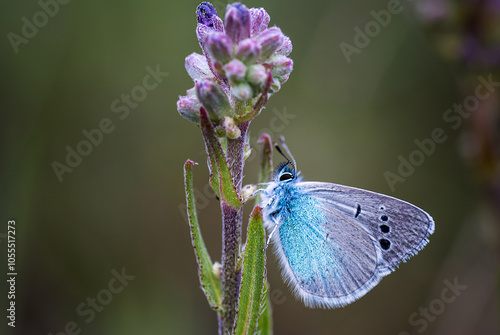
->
<box><xmin>200</xmin><ymin>107</ymin><xmax>242</xmax><ymax>208</ymax></box>
<box><xmin>220</xmin><ymin>135</ymin><xmax>228</xmax><ymax>154</ymax></box>
<box><xmin>234</xmin><ymin>206</ymin><xmax>266</xmax><ymax>335</ymax></box>
<box><xmin>207</xmin><ymin>145</ymin><xmax>221</xmax><ymax>200</ymax></box>
<box><xmin>255</xmin><ymin>133</ymin><xmax>273</xmax><ymax>206</ymax></box>
<box><xmin>198</xmin><ymin>108</ymin><xmax>221</xmax><ymax>199</ymax></box>
<box><xmin>256</xmin><ymin>281</ymin><xmax>273</xmax><ymax>335</ymax></box>
<box><xmin>183</xmin><ymin>160</ymin><xmax>222</xmax><ymax>311</ymax></box>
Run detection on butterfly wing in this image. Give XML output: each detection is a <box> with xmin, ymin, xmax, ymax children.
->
<box><xmin>302</xmin><ymin>182</ymin><xmax>435</xmax><ymax>274</ymax></box>
<box><xmin>265</xmin><ymin>181</ymin><xmax>434</xmax><ymax>308</ymax></box>
<box><xmin>265</xmin><ymin>185</ymin><xmax>380</xmax><ymax>308</ymax></box>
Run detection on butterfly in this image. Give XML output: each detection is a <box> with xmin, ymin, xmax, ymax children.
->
<box><xmin>259</xmin><ymin>138</ymin><xmax>435</xmax><ymax>308</ymax></box>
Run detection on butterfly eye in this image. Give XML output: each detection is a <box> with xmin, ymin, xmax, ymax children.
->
<box><xmin>279</xmin><ymin>172</ymin><xmax>294</xmax><ymax>181</ymax></box>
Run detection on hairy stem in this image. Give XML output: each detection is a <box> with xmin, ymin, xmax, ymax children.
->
<box><xmin>220</xmin><ymin>120</ymin><xmax>249</xmax><ymax>333</ymax></box>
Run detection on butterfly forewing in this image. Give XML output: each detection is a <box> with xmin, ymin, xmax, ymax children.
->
<box><xmin>301</xmin><ymin>182</ymin><xmax>435</xmax><ymax>274</ymax></box>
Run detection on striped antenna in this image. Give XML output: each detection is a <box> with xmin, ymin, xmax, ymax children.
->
<box><xmin>275</xmin><ymin>135</ymin><xmax>297</xmax><ymax>172</ymax></box>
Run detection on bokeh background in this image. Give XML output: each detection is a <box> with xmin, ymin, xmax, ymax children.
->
<box><xmin>1</xmin><ymin>0</ymin><xmax>499</xmax><ymax>334</ymax></box>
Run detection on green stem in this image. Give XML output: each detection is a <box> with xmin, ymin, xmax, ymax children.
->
<box><xmin>221</xmin><ymin>120</ymin><xmax>249</xmax><ymax>333</ymax></box>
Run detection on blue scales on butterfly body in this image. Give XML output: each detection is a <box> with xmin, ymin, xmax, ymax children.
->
<box><xmin>260</xmin><ymin>151</ymin><xmax>435</xmax><ymax>309</ymax></box>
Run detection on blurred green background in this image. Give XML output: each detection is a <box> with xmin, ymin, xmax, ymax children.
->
<box><xmin>1</xmin><ymin>0</ymin><xmax>498</xmax><ymax>334</ymax></box>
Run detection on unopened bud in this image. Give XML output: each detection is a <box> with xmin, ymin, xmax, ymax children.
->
<box><xmin>197</xmin><ymin>2</ymin><xmax>218</xmax><ymax>28</ymax></box>
<box><xmin>269</xmin><ymin>55</ymin><xmax>293</xmax><ymax>78</ymax></box>
<box><xmin>231</xmin><ymin>82</ymin><xmax>253</xmax><ymax>101</ymax></box>
<box><xmin>222</xmin><ymin>116</ymin><xmax>241</xmax><ymax>139</ymax></box>
<box><xmin>185</xmin><ymin>52</ymin><xmax>213</xmax><ymax>80</ymax></box>
<box><xmin>206</xmin><ymin>32</ymin><xmax>234</xmax><ymax>64</ymax></box>
<box><xmin>225</xmin><ymin>3</ymin><xmax>251</xmax><ymax>44</ymax></box>
<box><xmin>196</xmin><ymin>79</ymin><xmax>232</xmax><ymax>122</ymax></box>
<box><xmin>223</xmin><ymin>59</ymin><xmax>247</xmax><ymax>84</ymax></box>
<box><xmin>255</xmin><ymin>27</ymin><xmax>284</xmax><ymax>60</ymax></box>
<box><xmin>249</xmin><ymin>8</ymin><xmax>270</xmax><ymax>36</ymax></box>
<box><xmin>236</xmin><ymin>38</ymin><xmax>261</xmax><ymax>64</ymax></box>
<box><xmin>276</xmin><ymin>35</ymin><xmax>293</xmax><ymax>56</ymax></box>
<box><xmin>177</xmin><ymin>87</ymin><xmax>202</xmax><ymax>124</ymax></box>
<box><xmin>246</xmin><ymin>64</ymin><xmax>268</xmax><ymax>88</ymax></box>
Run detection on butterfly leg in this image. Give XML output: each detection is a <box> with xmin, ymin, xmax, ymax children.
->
<box><xmin>265</xmin><ymin>220</ymin><xmax>279</xmax><ymax>250</ymax></box>
<box><xmin>262</xmin><ymin>194</ymin><xmax>277</xmax><ymax>208</ymax></box>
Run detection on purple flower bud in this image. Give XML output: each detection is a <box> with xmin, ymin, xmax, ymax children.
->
<box><xmin>223</xmin><ymin>59</ymin><xmax>247</xmax><ymax>83</ymax></box>
<box><xmin>212</xmin><ymin>16</ymin><xmax>224</xmax><ymax>32</ymax></box>
<box><xmin>196</xmin><ymin>24</ymin><xmax>210</xmax><ymax>49</ymax></box>
<box><xmin>232</xmin><ymin>82</ymin><xmax>253</xmax><ymax>101</ymax></box>
<box><xmin>177</xmin><ymin>87</ymin><xmax>202</xmax><ymax>124</ymax></box>
<box><xmin>206</xmin><ymin>32</ymin><xmax>234</xmax><ymax>64</ymax></box>
<box><xmin>255</xmin><ymin>27</ymin><xmax>284</xmax><ymax>60</ymax></box>
<box><xmin>197</xmin><ymin>2</ymin><xmax>218</xmax><ymax>27</ymax></box>
<box><xmin>249</xmin><ymin>8</ymin><xmax>270</xmax><ymax>36</ymax></box>
<box><xmin>225</xmin><ymin>3</ymin><xmax>251</xmax><ymax>44</ymax></box>
<box><xmin>185</xmin><ymin>53</ymin><xmax>213</xmax><ymax>80</ymax></box>
<box><xmin>246</xmin><ymin>64</ymin><xmax>267</xmax><ymax>88</ymax></box>
<box><xmin>276</xmin><ymin>35</ymin><xmax>293</xmax><ymax>56</ymax></box>
<box><xmin>196</xmin><ymin>79</ymin><xmax>232</xmax><ymax>122</ymax></box>
<box><xmin>269</xmin><ymin>55</ymin><xmax>293</xmax><ymax>78</ymax></box>
<box><xmin>236</xmin><ymin>38</ymin><xmax>261</xmax><ymax>64</ymax></box>
<box><xmin>196</xmin><ymin>25</ymin><xmax>226</xmax><ymax>81</ymax></box>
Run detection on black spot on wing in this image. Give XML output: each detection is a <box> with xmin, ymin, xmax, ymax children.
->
<box><xmin>380</xmin><ymin>224</ymin><xmax>390</xmax><ymax>234</ymax></box>
<box><xmin>379</xmin><ymin>239</ymin><xmax>391</xmax><ymax>250</ymax></box>
<box><xmin>354</xmin><ymin>204</ymin><xmax>361</xmax><ymax>218</ymax></box>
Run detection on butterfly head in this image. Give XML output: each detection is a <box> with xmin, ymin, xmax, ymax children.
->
<box><xmin>274</xmin><ymin>161</ymin><xmax>297</xmax><ymax>182</ymax></box>
<box><xmin>274</xmin><ymin>136</ymin><xmax>300</xmax><ymax>183</ymax></box>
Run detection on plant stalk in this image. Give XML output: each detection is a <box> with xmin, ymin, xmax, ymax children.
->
<box><xmin>220</xmin><ymin>120</ymin><xmax>249</xmax><ymax>333</ymax></box>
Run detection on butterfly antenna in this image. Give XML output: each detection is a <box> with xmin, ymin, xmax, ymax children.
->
<box><xmin>278</xmin><ymin>135</ymin><xmax>297</xmax><ymax>171</ymax></box>
<box><xmin>274</xmin><ymin>145</ymin><xmax>292</xmax><ymax>169</ymax></box>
